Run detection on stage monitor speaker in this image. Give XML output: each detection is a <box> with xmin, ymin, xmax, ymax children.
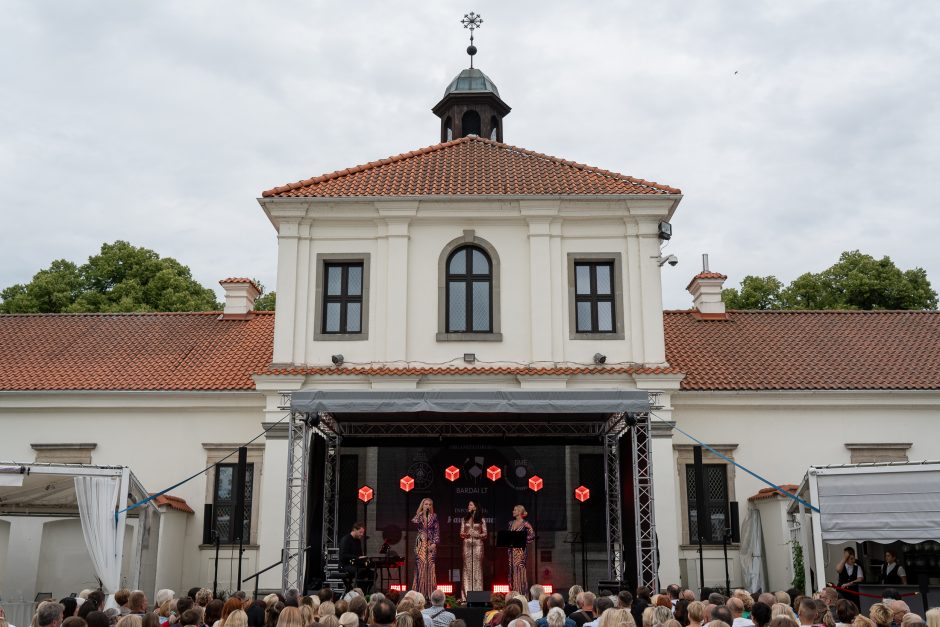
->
<box><xmin>728</xmin><ymin>501</ymin><xmax>740</xmax><ymax>544</ymax></box>
<box><xmin>466</xmin><ymin>591</ymin><xmax>491</xmax><ymax>607</ymax></box>
<box><xmin>203</xmin><ymin>503</ymin><xmax>214</xmax><ymax>545</ymax></box>
<box><xmin>597</xmin><ymin>579</ymin><xmax>629</xmax><ymax>593</ymax></box>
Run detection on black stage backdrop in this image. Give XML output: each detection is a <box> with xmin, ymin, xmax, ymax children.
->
<box><xmin>373</xmin><ymin>443</ymin><xmax>603</xmax><ymax>587</ymax></box>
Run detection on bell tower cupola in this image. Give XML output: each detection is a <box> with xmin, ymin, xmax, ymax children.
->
<box><xmin>432</xmin><ymin>12</ymin><xmax>511</xmax><ymax>143</ymax></box>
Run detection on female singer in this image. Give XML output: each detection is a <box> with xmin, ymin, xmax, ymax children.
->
<box><xmin>411</xmin><ymin>497</ymin><xmax>440</xmax><ymax>597</ymax></box>
<box><xmin>507</xmin><ymin>504</ymin><xmax>535</xmax><ymax>594</ymax></box>
<box><xmin>460</xmin><ymin>500</ymin><xmax>488</xmax><ymax>597</ymax></box>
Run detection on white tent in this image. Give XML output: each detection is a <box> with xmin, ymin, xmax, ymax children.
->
<box><xmin>0</xmin><ymin>462</ymin><xmax>158</xmax><ymax>620</ymax></box>
<box><xmin>791</xmin><ymin>460</ymin><xmax>940</xmax><ymax>596</ymax></box>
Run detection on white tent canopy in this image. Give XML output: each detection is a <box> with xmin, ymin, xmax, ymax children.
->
<box><xmin>0</xmin><ymin>462</ymin><xmax>158</xmax><ymax>605</ymax></box>
<box><xmin>791</xmin><ymin>461</ymin><xmax>940</xmax><ymax>596</ymax></box>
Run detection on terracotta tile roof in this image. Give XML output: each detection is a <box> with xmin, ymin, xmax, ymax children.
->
<box><xmin>748</xmin><ymin>484</ymin><xmax>798</xmax><ymax>502</ymax></box>
<box><xmin>685</xmin><ymin>271</ymin><xmax>728</xmax><ymax>290</ymax></box>
<box><xmin>0</xmin><ymin>312</ymin><xmax>274</xmax><ymax>391</ymax></box>
<box><xmin>152</xmin><ymin>493</ymin><xmax>195</xmax><ymax>514</ymax></box>
<box><xmin>220</xmin><ymin>277</ymin><xmax>261</xmax><ymax>291</ymax></box>
<box><xmin>258</xmin><ymin>365</ymin><xmax>681</xmax><ymax>377</ymax></box>
<box><xmin>664</xmin><ymin>310</ymin><xmax>940</xmax><ymax>391</ymax></box>
<box><xmin>261</xmin><ymin>136</ymin><xmax>680</xmax><ymax>198</ymax></box>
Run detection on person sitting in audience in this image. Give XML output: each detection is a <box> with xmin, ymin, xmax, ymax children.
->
<box><xmin>751</xmin><ymin>603</ymin><xmax>771</xmax><ymax>627</ymax></box>
<box><xmin>420</xmin><ymin>590</ymin><xmax>454</xmax><ymax>627</ymax></box>
<box><xmin>570</xmin><ymin>594</ymin><xmax>596</xmax><ymax>627</ymax></box>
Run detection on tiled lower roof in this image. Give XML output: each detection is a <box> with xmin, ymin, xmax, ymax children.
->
<box><xmin>664</xmin><ymin>310</ymin><xmax>940</xmax><ymax>391</ymax></box>
<box><xmin>261</xmin><ymin>136</ymin><xmax>680</xmax><ymax>198</ymax></box>
<box><xmin>748</xmin><ymin>484</ymin><xmax>798</xmax><ymax>502</ymax></box>
<box><xmin>152</xmin><ymin>493</ymin><xmax>195</xmax><ymax>514</ymax></box>
<box><xmin>0</xmin><ymin>312</ymin><xmax>274</xmax><ymax>391</ymax></box>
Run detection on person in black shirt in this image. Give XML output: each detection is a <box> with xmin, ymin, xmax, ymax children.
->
<box><xmin>880</xmin><ymin>549</ymin><xmax>907</xmax><ymax>585</ymax></box>
<box><xmin>339</xmin><ymin>522</ymin><xmax>368</xmax><ymax>592</ymax></box>
<box><xmin>836</xmin><ymin>547</ymin><xmax>864</xmax><ymax>601</ymax></box>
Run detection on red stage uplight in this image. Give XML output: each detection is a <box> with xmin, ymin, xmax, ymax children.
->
<box><xmin>492</xmin><ymin>584</ymin><xmax>510</xmax><ymax>594</ymax></box>
<box><xmin>436</xmin><ymin>584</ymin><xmax>454</xmax><ymax>594</ymax></box>
<box><xmin>541</xmin><ymin>584</ymin><xmax>554</xmax><ymax>594</ymax></box>
<box><xmin>487</xmin><ymin>465</ymin><xmax>501</xmax><ymax>481</ymax></box>
<box><xmin>358</xmin><ymin>485</ymin><xmax>374</xmax><ymax>503</ymax></box>
<box><xmin>528</xmin><ymin>475</ymin><xmax>543</xmax><ymax>492</ymax></box>
<box><xmin>445</xmin><ymin>465</ymin><xmax>460</xmax><ymax>481</ymax></box>
<box><xmin>390</xmin><ymin>584</ymin><xmax>407</xmax><ymax>592</ymax></box>
<box><xmin>574</xmin><ymin>485</ymin><xmax>590</xmax><ymax>502</ymax></box>
<box><xmin>399</xmin><ymin>475</ymin><xmax>415</xmax><ymax>492</ymax></box>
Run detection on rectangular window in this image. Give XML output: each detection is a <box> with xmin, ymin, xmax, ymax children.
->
<box><xmin>212</xmin><ymin>463</ymin><xmax>254</xmax><ymax>544</ymax></box>
<box><xmin>685</xmin><ymin>464</ymin><xmax>728</xmax><ymax>544</ymax></box>
<box><xmin>574</xmin><ymin>261</ymin><xmax>616</xmax><ymax>333</ymax></box>
<box><xmin>322</xmin><ymin>262</ymin><xmax>364</xmax><ymax>335</ymax></box>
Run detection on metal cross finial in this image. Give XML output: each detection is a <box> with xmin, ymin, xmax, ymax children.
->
<box><xmin>461</xmin><ymin>11</ymin><xmax>483</xmax><ymax>68</ymax></box>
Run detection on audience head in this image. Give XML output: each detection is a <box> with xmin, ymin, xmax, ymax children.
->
<box><xmin>769</xmin><ymin>618</ymin><xmax>798</xmax><ymax>627</ymax></box>
<box><xmin>570</xmin><ymin>587</ymin><xmax>585</xmax><ymax>605</ymax></box>
<box><xmin>180</xmin><ymin>609</ymin><xmax>203</xmax><ymax>627</ymax></box>
<box><xmin>84</xmin><ymin>613</ymin><xmax>109</xmax><ymax>627</ymax></box>
<box><xmin>37</xmin><ymin>604</ymin><xmax>65</xmax><ymax>627</ymax></box>
<box><xmin>372</xmin><ymin>599</ymin><xmax>396</xmax><ymax>627</ymax></box>
<box><xmin>546</xmin><ymin>608</ymin><xmax>566</xmax><ymax>627</ymax></box>
<box><xmin>926</xmin><ymin>609</ymin><xmax>940</xmax><ymax>627</ymax></box>
<box><xmin>501</xmin><ymin>605</ymin><xmax>523</xmax><ymax>627</ymax></box>
<box><xmin>600</xmin><ymin>608</ymin><xmax>636</xmax><ymax>627</ymax></box>
<box><xmin>618</xmin><ymin>592</ymin><xmax>634</xmax><ymax>609</ymax></box>
<box><xmin>196</xmin><ymin>590</ymin><xmax>213</xmax><ymax>608</ymax></box>
<box><xmin>751</xmin><ymin>603</ymin><xmax>772</xmax><ymax>627</ymax></box>
<box><xmin>128</xmin><ymin>592</ymin><xmax>148</xmax><ymax>614</ymax></box>
<box><xmin>726</xmin><ymin>599</ymin><xmax>744</xmax><ymax>619</ymax></box>
<box><xmin>581</xmin><ymin>593</ymin><xmax>596</xmax><ymax>610</ymax></box>
<box><xmin>429</xmin><ymin>590</ymin><xmax>446</xmax><ymax>608</ymax></box>
<box><xmin>869</xmin><ymin>604</ymin><xmax>892</xmax><ymax>627</ymax></box>
<box><xmin>687</xmin><ymin>602</ymin><xmax>705</xmax><ymax>625</ymax></box>
<box><xmin>853</xmin><ymin>617</ymin><xmax>876</xmax><ymax>627</ymax></box>
<box><xmin>596</xmin><ymin>598</ymin><xmax>615</xmax><ymax>616</ymax></box>
<box><xmin>708</xmin><ymin>594</ymin><xmax>726</xmax><ymax>607</ymax></box>
<box><xmin>206</xmin><ymin>600</ymin><xmax>225</xmax><ymax>626</ymax></box>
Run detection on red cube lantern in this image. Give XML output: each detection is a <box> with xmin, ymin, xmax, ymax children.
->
<box><xmin>358</xmin><ymin>485</ymin><xmax>374</xmax><ymax>503</ymax></box>
<box><xmin>528</xmin><ymin>475</ymin><xmax>543</xmax><ymax>492</ymax></box>
<box><xmin>574</xmin><ymin>485</ymin><xmax>590</xmax><ymax>502</ymax></box>
<box><xmin>399</xmin><ymin>475</ymin><xmax>415</xmax><ymax>492</ymax></box>
<box><xmin>445</xmin><ymin>465</ymin><xmax>460</xmax><ymax>481</ymax></box>
<box><xmin>487</xmin><ymin>465</ymin><xmax>502</xmax><ymax>481</ymax></box>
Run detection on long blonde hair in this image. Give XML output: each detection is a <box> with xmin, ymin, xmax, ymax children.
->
<box><xmin>599</xmin><ymin>609</ymin><xmax>636</xmax><ymax>627</ymax></box>
<box><xmin>225</xmin><ymin>611</ymin><xmax>248</xmax><ymax>627</ymax></box>
<box><xmin>415</xmin><ymin>498</ymin><xmax>434</xmax><ymax>517</ymax></box>
<box><xmin>925</xmin><ymin>609</ymin><xmax>940</xmax><ymax>627</ymax></box>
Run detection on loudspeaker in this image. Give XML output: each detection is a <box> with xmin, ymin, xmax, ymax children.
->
<box><xmin>232</xmin><ymin>446</ymin><xmax>248</xmax><ymax>543</ymax></box>
<box><xmin>466</xmin><ymin>591</ymin><xmax>491</xmax><ymax>607</ymax></box>
<box><xmin>203</xmin><ymin>503</ymin><xmax>214</xmax><ymax>545</ymax></box>
<box><xmin>693</xmin><ymin>446</ymin><xmax>708</xmax><ymax>543</ymax></box>
<box><xmin>728</xmin><ymin>502</ymin><xmax>740</xmax><ymax>544</ymax></box>
<box><xmin>597</xmin><ymin>579</ymin><xmax>630</xmax><ymax>593</ymax></box>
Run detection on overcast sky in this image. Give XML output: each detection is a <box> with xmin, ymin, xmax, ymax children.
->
<box><xmin>2</xmin><ymin>1</ymin><xmax>938</xmax><ymax>309</ymax></box>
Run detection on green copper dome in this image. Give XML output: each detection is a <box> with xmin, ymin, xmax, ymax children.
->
<box><xmin>443</xmin><ymin>68</ymin><xmax>500</xmax><ymax>98</ymax></box>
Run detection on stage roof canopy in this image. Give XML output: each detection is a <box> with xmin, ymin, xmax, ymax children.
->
<box><xmin>289</xmin><ymin>389</ymin><xmax>651</xmax><ymax>415</ymax></box>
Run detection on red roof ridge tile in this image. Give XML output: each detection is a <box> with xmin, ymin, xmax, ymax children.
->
<box><xmin>0</xmin><ymin>311</ymin><xmax>275</xmax><ymax>318</ymax></box>
<box><xmin>748</xmin><ymin>484</ymin><xmax>798</xmax><ymax>502</ymax></box>
<box><xmin>261</xmin><ymin>135</ymin><xmax>681</xmax><ymax>198</ymax></box>
<box><xmin>220</xmin><ymin>277</ymin><xmax>261</xmax><ymax>291</ymax></box>
<box><xmin>151</xmin><ymin>493</ymin><xmax>195</xmax><ymax>514</ymax></box>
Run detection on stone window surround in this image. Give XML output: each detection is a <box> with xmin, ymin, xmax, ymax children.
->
<box><xmin>566</xmin><ymin>252</ymin><xmax>626</xmax><ymax>340</ymax></box>
<box><xmin>202</xmin><ymin>443</ymin><xmax>265</xmax><ymax>548</ymax></box>
<box><xmin>31</xmin><ymin>443</ymin><xmax>97</xmax><ymax>464</ymax></box>
<box><xmin>313</xmin><ymin>253</ymin><xmax>371</xmax><ymax>341</ymax></box>
<box><xmin>437</xmin><ymin>230</ymin><xmax>502</xmax><ymax>342</ymax></box>
<box><xmin>845</xmin><ymin>442</ymin><xmax>911</xmax><ymax>464</ymax></box>
<box><xmin>674</xmin><ymin>443</ymin><xmax>738</xmax><ymax>547</ymax></box>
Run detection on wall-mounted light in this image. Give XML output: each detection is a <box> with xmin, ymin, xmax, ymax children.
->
<box><xmin>593</xmin><ymin>353</ymin><xmax>607</xmax><ymax>365</ymax></box>
<box><xmin>331</xmin><ymin>354</ymin><xmax>344</xmax><ymax>366</ymax></box>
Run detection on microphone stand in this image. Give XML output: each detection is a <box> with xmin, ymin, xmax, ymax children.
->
<box><xmin>212</xmin><ymin>527</ymin><xmax>221</xmax><ymax>598</ymax></box>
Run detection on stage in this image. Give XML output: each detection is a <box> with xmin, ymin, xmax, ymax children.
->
<box><xmin>279</xmin><ymin>390</ymin><xmax>659</xmax><ymax>595</ymax></box>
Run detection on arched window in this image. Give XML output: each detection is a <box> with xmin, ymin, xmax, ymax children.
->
<box><xmin>490</xmin><ymin>116</ymin><xmax>499</xmax><ymax>141</ymax></box>
<box><xmin>446</xmin><ymin>245</ymin><xmax>492</xmax><ymax>333</ymax></box>
<box><xmin>444</xmin><ymin>116</ymin><xmax>453</xmax><ymax>141</ymax></box>
<box><xmin>461</xmin><ymin>110</ymin><xmax>481</xmax><ymax>137</ymax></box>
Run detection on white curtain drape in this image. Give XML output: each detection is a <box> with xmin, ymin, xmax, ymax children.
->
<box><xmin>74</xmin><ymin>476</ymin><xmax>122</xmax><ymax>593</ymax></box>
<box><xmin>739</xmin><ymin>507</ymin><xmax>767</xmax><ymax>593</ymax></box>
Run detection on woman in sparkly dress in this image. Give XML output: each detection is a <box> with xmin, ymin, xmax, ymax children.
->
<box><xmin>507</xmin><ymin>504</ymin><xmax>535</xmax><ymax>594</ymax></box>
<box><xmin>460</xmin><ymin>500</ymin><xmax>487</xmax><ymax>597</ymax></box>
<box><xmin>411</xmin><ymin>497</ymin><xmax>440</xmax><ymax>597</ymax></box>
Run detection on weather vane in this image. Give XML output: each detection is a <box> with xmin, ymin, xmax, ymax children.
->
<box><xmin>461</xmin><ymin>11</ymin><xmax>483</xmax><ymax>68</ymax></box>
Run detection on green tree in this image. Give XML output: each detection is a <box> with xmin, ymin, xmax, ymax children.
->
<box><xmin>721</xmin><ymin>275</ymin><xmax>785</xmax><ymax>310</ymax></box>
<box><xmin>721</xmin><ymin>250</ymin><xmax>937</xmax><ymax>311</ymax></box>
<box><xmin>251</xmin><ymin>279</ymin><xmax>276</xmax><ymax>311</ymax></box>
<box><xmin>0</xmin><ymin>241</ymin><xmax>220</xmax><ymax>313</ymax></box>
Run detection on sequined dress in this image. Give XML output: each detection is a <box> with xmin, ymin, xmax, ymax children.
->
<box><xmin>507</xmin><ymin>519</ymin><xmax>534</xmax><ymax>593</ymax></box>
<box><xmin>412</xmin><ymin>512</ymin><xmax>440</xmax><ymax>597</ymax></box>
<box><xmin>460</xmin><ymin>517</ymin><xmax>487</xmax><ymax>595</ymax></box>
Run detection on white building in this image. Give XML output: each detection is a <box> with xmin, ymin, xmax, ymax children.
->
<box><xmin>2</xmin><ymin>62</ymin><xmax>940</xmax><ymax>601</ymax></box>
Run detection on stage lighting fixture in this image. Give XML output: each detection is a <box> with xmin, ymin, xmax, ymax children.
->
<box><xmin>399</xmin><ymin>475</ymin><xmax>415</xmax><ymax>492</ymax></box>
<box><xmin>331</xmin><ymin>354</ymin><xmax>344</xmax><ymax>366</ymax></box>
<box><xmin>528</xmin><ymin>475</ymin><xmax>543</xmax><ymax>492</ymax></box>
<box><xmin>541</xmin><ymin>584</ymin><xmax>554</xmax><ymax>594</ymax></box>
<box><xmin>358</xmin><ymin>485</ymin><xmax>374</xmax><ymax>503</ymax></box>
<box><xmin>436</xmin><ymin>584</ymin><xmax>454</xmax><ymax>594</ymax></box>
<box><xmin>390</xmin><ymin>584</ymin><xmax>407</xmax><ymax>592</ymax></box>
<box><xmin>486</xmin><ymin>465</ymin><xmax>501</xmax><ymax>481</ymax></box>
<box><xmin>492</xmin><ymin>584</ymin><xmax>510</xmax><ymax>594</ymax></box>
<box><xmin>574</xmin><ymin>485</ymin><xmax>590</xmax><ymax>502</ymax></box>
<box><xmin>593</xmin><ymin>353</ymin><xmax>607</xmax><ymax>364</ymax></box>
<box><xmin>445</xmin><ymin>465</ymin><xmax>460</xmax><ymax>481</ymax></box>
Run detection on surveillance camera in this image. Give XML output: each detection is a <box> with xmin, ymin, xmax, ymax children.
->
<box><xmin>667</xmin><ymin>254</ymin><xmax>678</xmax><ymax>267</ymax></box>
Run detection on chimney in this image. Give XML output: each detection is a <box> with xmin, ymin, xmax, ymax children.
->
<box><xmin>219</xmin><ymin>278</ymin><xmax>261</xmax><ymax>319</ymax></box>
<box><xmin>686</xmin><ymin>254</ymin><xmax>728</xmax><ymax>316</ymax></box>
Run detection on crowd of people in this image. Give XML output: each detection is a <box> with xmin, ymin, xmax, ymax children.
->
<box><xmin>1</xmin><ymin>582</ymin><xmax>938</xmax><ymax>627</ymax></box>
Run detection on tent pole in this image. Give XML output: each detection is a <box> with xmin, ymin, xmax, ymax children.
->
<box><xmin>808</xmin><ymin>470</ymin><xmax>825</xmax><ymax>596</ymax></box>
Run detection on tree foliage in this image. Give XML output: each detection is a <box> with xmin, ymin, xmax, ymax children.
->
<box><xmin>251</xmin><ymin>279</ymin><xmax>276</xmax><ymax>311</ymax></box>
<box><xmin>721</xmin><ymin>251</ymin><xmax>938</xmax><ymax>311</ymax></box>
<box><xmin>1</xmin><ymin>241</ymin><xmax>220</xmax><ymax>313</ymax></box>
